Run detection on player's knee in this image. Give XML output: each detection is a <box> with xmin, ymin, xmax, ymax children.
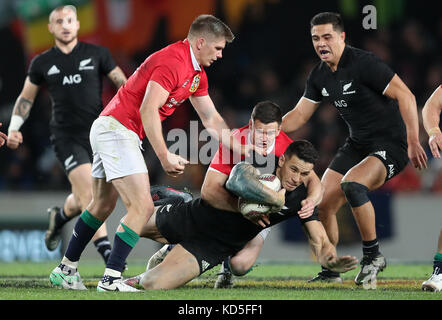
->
<box><xmin>229</xmin><ymin>256</ymin><xmax>254</xmax><ymax>276</ymax></box>
<box><xmin>88</xmin><ymin>197</ymin><xmax>116</xmax><ymax>217</ymax></box>
<box><xmin>140</xmin><ymin>273</ymin><xmax>159</xmax><ymax>289</ymax></box>
<box><xmin>340</xmin><ymin>181</ymin><xmax>370</xmax><ymax>208</ymax></box>
<box><xmin>76</xmin><ymin>189</ymin><xmax>93</xmax><ymax>209</ymax></box>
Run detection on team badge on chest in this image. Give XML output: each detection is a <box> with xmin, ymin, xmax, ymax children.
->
<box><xmin>189</xmin><ymin>74</ymin><xmax>201</xmax><ymax>93</ymax></box>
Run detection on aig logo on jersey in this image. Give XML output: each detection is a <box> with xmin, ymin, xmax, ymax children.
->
<box><xmin>63</xmin><ymin>74</ymin><xmax>82</xmax><ymax>85</ymax></box>
<box><xmin>189</xmin><ymin>74</ymin><xmax>200</xmax><ymax>93</ymax></box>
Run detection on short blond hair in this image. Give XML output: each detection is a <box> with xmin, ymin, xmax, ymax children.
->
<box><xmin>49</xmin><ymin>5</ymin><xmax>77</xmax><ymax>23</ymax></box>
<box><xmin>188</xmin><ymin>14</ymin><xmax>234</xmax><ymax>43</ymax></box>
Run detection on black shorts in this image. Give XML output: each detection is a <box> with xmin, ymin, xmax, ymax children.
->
<box><xmin>328</xmin><ymin>138</ymin><xmax>408</xmax><ymax>181</ymax></box>
<box><xmin>51</xmin><ymin>134</ymin><xmax>92</xmax><ymax>175</ymax></box>
<box><xmin>155</xmin><ymin>201</ymin><xmax>240</xmax><ymax>275</ymax></box>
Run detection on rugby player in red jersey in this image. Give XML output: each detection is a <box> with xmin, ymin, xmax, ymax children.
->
<box><xmin>50</xmin><ymin>14</ymin><xmax>255</xmax><ymax>292</ymax></box>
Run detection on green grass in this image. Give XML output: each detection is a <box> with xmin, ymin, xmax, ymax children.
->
<box><xmin>0</xmin><ymin>260</ymin><xmax>440</xmax><ymax>300</ymax></box>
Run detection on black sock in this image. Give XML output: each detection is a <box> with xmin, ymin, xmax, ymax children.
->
<box><xmin>434</xmin><ymin>260</ymin><xmax>442</xmax><ymax>275</ymax></box>
<box><xmin>320</xmin><ymin>266</ymin><xmax>340</xmax><ymax>277</ymax></box>
<box><xmin>93</xmin><ymin>236</ymin><xmax>112</xmax><ymax>263</ymax></box>
<box><xmin>362</xmin><ymin>238</ymin><xmax>380</xmax><ymax>257</ymax></box>
<box><xmin>223</xmin><ymin>257</ymin><xmax>231</xmax><ymax>272</ymax></box>
<box><xmin>105</xmin><ymin>235</ymin><xmax>133</xmax><ymax>273</ymax></box>
<box><xmin>54</xmin><ymin>208</ymin><xmax>72</xmax><ymax>230</ymax></box>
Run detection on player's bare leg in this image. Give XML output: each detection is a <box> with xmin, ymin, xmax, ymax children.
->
<box><xmin>215</xmin><ymin>229</ymin><xmax>268</xmax><ymax>288</ymax></box>
<box><xmin>341</xmin><ymin>156</ymin><xmax>387</xmax><ymax>287</ymax></box>
<box><xmin>308</xmin><ymin>168</ymin><xmax>346</xmax><ymax>283</ymax></box>
<box><xmin>96</xmin><ymin>173</ymin><xmax>154</xmax><ymax>292</ymax></box>
<box><xmin>45</xmin><ymin>163</ymin><xmax>113</xmax><ymax>264</ymax></box>
<box><xmin>49</xmin><ymin>177</ymin><xmax>118</xmax><ymax>290</ymax></box>
<box><xmin>140</xmin><ymin>244</ymin><xmax>200</xmax><ymax>290</ymax></box>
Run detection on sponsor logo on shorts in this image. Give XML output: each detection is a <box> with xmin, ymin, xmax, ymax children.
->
<box><xmin>64</xmin><ymin>155</ymin><xmax>78</xmax><ymax>171</ymax></box>
<box><xmin>201</xmin><ymin>260</ymin><xmax>210</xmax><ymax>272</ymax></box>
<box><xmin>160</xmin><ymin>204</ymin><xmax>172</xmax><ymax>213</ymax></box>
<box><xmin>374</xmin><ymin>150</ymin><xmax>386</xmax><ymax>160</ymax></box>
<box><xmin>388</xmin><ymin>164</ymin><xmax>395</xmax><ymax>178</ymax></box>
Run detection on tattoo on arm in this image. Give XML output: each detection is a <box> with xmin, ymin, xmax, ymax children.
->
<box><xmin>226</xmin><ymin>162</ymin><xmax>277</xmax><ymax>205</ymax></box>
<box><xmin>108</xmin><ymin>68</ymin><xmax>127</xmax><ymax>89</ymax></box>
<box><xmin>13</xmin><ymin>97</ymin><xmax>33</xmax><ymax>120</ymax></box>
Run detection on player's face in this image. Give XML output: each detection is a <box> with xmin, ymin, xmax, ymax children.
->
<box><xmin>311</xmin><ymin>23</ymin><xmax>345</xmax><ymax>66</ymax></box>
<box><xmin>48</xmin><ymin>8</ymin><xmax>80</xmax><ymax>45</ymax></box>
<box><xmin>249</xmin><ymin>119</ymin><xmax>280</xmax><ymax>150</ymax></box>
<box><xmin>198</xmin><ymin>37</ymin><xmax>226</xmax><ymax>67</ymax></box>
<box><xmin>277</xmin><ymin>154</ymin><xmax>314</xmax><ymax>191</ymax></box>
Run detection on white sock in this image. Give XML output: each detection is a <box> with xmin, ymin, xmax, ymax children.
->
<box><xmin>61</xmin><ymin>256</ymin><xmax>78</xmax><ymax>270</ymax></box>
<box><xmin>104</xmin><ymin>268</ymin><xmax>121</xmax><ymax>278</ymax></box>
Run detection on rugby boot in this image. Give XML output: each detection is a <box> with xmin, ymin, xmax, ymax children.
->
<box><xmin>49</xmin><ymin>263</ymin><xmax>87</xmax><ymax>290</ymax></box>
<box><xmin>422</xmin><ymin>267</ymin><xmax>442</xmax><ymax>292</ymax></box>
<box><xmin>45</xmin><ymin>206</ymin><xmax>63</xmax><ymax>251</ymax></box>
<box><xmin>214</xmin><ymin>262</ymin><xmax>234</xmax><ymax>288</ymax></box>
<box><xmin>97</xmin><ymin>274</ymin><xmax>141</xmax><ymax>292</ymax></box>
<box><xmin>354</xmin><ymin>253</ymin><xmax>386</xmax><ymax>287</ymax></box>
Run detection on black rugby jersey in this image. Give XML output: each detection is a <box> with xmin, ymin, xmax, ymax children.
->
<box><xmin>189</xmin><ymin>183</ymin><xmax>319</xmax><ymax>253</ymax></box>
<box><xmin>303</xmin><ymin>45</ymin><xmax>407</xmax><ymax>146</ymax></box>
<box><xmin>28</xmin><ymin>41</ymin><xmax>116</xmax><ymax>136</ymax></box>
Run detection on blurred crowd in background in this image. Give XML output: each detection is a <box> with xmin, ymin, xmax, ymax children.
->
<box><xmin>0</xmin><ymin>0</ymin><xmax>441</xmax><ymax>195</ymax></box>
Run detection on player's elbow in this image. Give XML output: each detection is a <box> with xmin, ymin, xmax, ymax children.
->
<box><xmin>200</xmin><ymin>185</ymin><xmax>215</xmax><ymax>202</ymax></box>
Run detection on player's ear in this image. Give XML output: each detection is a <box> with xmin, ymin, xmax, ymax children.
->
<box><xmin>340</xmin><ymin>31</ymin><xmax>346</xmax><ymax>42</ymax></box>
<box><xmin>196</xmin><ymin>37</ymin><xmax>205</xmax><ymax>50</ymax></box>
<box><xmin>278</xmin><ymin>154</ymin><xmax>285</xmax><ymax>167</ymax></box>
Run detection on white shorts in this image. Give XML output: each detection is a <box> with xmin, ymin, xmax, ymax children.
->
<box><xmin>90</xmin><ymin>116</ymin><xmax>148</xmax><ymax>182</ymax></box>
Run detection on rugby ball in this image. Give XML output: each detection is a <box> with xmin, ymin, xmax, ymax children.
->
<box><xmin>238</xmin><ymin>173</ymin><xmax>281</xmax><ymax>219</ymax></box>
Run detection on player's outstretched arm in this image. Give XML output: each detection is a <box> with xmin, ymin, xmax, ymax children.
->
<box><xmin>7</xmin><ymin>77</ymin><xmax>39</xmax><ymax>149</ymax></box>
<box><xmin>281</xmin><ymin>97</ymin><xmax>319</xmax><ymax>134</ymax></box>
<box><xmin>384</xmin><ymin>74</ymin><xmax>427</xmax><ymax>169</ymax></box>
<box><xmin>422</xmin><ymin>86</ymin><xmax>442</xmax><ymax>158</ymax></box>
<box><xmin>226</xmin><ymin>162</ymin><xmax>285</xmax><ymax>208</ymax></box>
<box><xmin>298</xmin><ymin>170</ymin><xmax>324</xmax><ymax>219</ymax></box>
<box><xmin>303</xmin><ymin>220</ymin><xmax>358</xmax><ymax>273</ymax></box>
<box><xmin>190</xmin><ymin>95</ymin><xmax>265</xmax><ymax>157</ymax></box>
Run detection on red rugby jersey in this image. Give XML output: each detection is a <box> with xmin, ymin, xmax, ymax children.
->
<box><xmin>101</xmin><ymin>39</ymin><xmax>209</xmax><ymax>139</ymax></box>
<box><xmin>209</xmin><ymin>125</ymin><xmax>293</xmax><ymax>176</ymax></box>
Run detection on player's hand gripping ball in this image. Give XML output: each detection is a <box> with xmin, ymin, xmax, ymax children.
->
<box><xmin>238</xmin><ymin>173</ymin><xmax>281</xmax><ymax>219</ymax></box>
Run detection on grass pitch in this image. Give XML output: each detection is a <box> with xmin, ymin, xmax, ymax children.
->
<box><xmin>0</xmin><ymin>260</ymin><xmax>440</xmax><ymax>301</ymax></box>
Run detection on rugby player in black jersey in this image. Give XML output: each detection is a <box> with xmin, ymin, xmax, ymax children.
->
<box><xmin>281</xmin><ymin>12</ymin><xmax>427</xmax><ymax>287</ymax></box>
<box><xmin>121</xmin><ymin>140</ymin><xmax>357</xmax><ymax>290</ymax></box>
<box><xmin>421</xmin><ymin>85</ymin><xmax>442</xmax><ymax>292</ymax></box>
<box><xmin>6</xmin><ymin>5</ymin><xmax>127</xmax><ymax>268</ymax></box>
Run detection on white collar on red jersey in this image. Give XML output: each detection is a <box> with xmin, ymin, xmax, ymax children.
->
<box><xmin>188</xmin><ymin>41</ymin><xmax>202</xmax><ymax>72</ymax></box>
